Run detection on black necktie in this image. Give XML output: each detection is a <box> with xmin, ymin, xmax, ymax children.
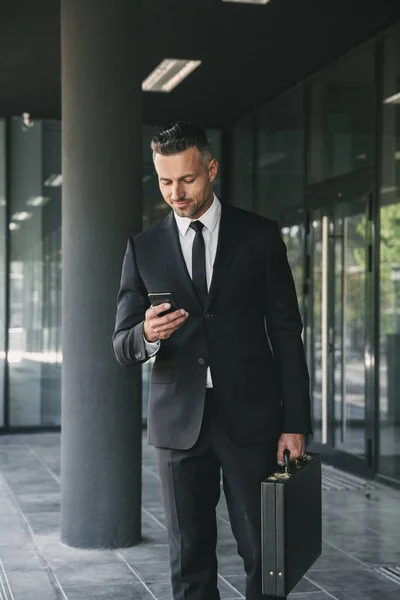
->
<box><xmin>189</xmin><ymin>220</ymin><xmax>208</xmax><ymax>305</ymax></box>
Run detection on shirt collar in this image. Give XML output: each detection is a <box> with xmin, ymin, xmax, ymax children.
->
<box><xmin>174</xmin><ymin>194</ymin><xmax>221</xmax><ymax>236</ymax></box>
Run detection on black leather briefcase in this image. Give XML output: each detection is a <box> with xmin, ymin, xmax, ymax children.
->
<box><xmin>261</xmin><ymin>451</ymin><xmax>322</xmax><ymax>598</ymax></box>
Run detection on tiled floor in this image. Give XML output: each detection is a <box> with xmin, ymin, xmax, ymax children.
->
<box><xmin>0</xmin><ymin>433</ymin><xmax>400</xmax><ymax>600</ymax></box>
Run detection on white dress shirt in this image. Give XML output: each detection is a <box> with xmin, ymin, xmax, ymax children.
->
<box><xmin>145</xmin><ymin>194</ymin><xmax>221</xmax><ymax>388</ymax></box>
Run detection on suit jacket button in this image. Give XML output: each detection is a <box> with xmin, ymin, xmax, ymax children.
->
<box><xmin>198</xmin><ymin>358</ymin><xmax>205</xmax><ymax>365</ymax></box>
<box><xmin>204</xmin><ymin>313</ymin><xmax>211</xmax><ymax>320</ymax></box>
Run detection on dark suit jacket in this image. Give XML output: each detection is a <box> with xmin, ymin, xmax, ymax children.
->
<box><xmin>113</xmin><ymin>204</ymin><xmax>312</xmax><ymax>450</ymax></box>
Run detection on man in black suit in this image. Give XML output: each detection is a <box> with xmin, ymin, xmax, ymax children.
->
<box><xmin>113</xmin><ymin>122</ymin><xmax>312</xmax><ymax>600</ymax></box>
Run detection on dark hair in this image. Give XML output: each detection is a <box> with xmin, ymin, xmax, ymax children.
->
<box><xmin>151</xmin><ymin>122</ymin><xmax>212</xmax><ymax>165</ymax></box>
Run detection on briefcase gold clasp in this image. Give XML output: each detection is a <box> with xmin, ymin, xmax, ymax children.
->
<box><xmin>266</xmin><ymin>452</ymin><xmax>314</xmax><ymax>482</ymax></box>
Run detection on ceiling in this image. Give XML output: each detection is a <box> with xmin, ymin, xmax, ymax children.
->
<box><xmin>1</xmin><ymin>0</ymin><xmax>400</xmax><ymax>127</ymax></box>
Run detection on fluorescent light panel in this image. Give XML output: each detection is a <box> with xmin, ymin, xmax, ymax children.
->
<box><xmin>27</xmin><ymin>195</ymin><xmax>49</xmax><ymax>207</ymax></box>
<box><xmin>12</xmin><ymin>211</ymin><xmax>32</xmax><ymax>221</ymax></box>
<box><xmin>222</xmin><ymin>0</ymin><xmax>271</xmax><ymax>4</ymax></box>
<box><xmin>142</xmin><ymin>59</ymin><xmax>201</xmax><ymax>93</ymax></box>
<box><xmin>44</xmin><ymin>174</ymin><xmax>63</xmax><ymax>187</ymax></box>
<box><xmin>384</xmin><ymin>92</ymin><xmax>400</xmax><ymax>104</ymax></box>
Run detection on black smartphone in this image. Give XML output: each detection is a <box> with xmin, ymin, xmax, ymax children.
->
<box><xmin>148</xmin><ymin>292</ymin><xmax>179</xmax><ymax>316</ymax></box>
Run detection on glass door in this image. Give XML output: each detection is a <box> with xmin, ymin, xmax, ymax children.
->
<box><xmin>307</xmin><ymin>180</ymin><xmax>374</xmax><ymax>474</ymax></box>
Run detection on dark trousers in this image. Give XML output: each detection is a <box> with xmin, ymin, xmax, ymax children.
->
<box><xmin>156</xmin><ymin>390</ymin><xmax>283</xmax><ymax>600</ymax></box>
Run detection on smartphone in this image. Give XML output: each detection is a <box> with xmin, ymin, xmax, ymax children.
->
<box><xmin>148</xmin><ymin>292</ymin><xmax>179</xmax><ymax>316</ymax></box>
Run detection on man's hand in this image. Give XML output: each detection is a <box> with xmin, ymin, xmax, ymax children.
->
<box><xmin>144</xmin><ymin>303</ymin><xmax>189</xmax><ymax>343</ymax></box>
<box><xmin>277</xmin><ymin>433</ymin><xmax>305</xmax><ymax>465</ymax></box>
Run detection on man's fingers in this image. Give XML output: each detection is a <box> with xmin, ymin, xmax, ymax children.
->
<box><xmin>147</xmin><ymin>303</ymin><xmax>171</xmax><ymax>319</ymax></box>
<box><xmin>148</xmin><ymin>305</ymin><xmax>188</xmax><ymax>325</ymax></box>
<box><xmin>150</xmin><ymin>311</ymin><xmax>188</xmax><ymax>339</ymax></box>
<box><xmin>276</xmin><ymin>435</ymin><xmax>305</xmax><ymax>466</ymax></box>
<box><xmin>157</xmin><ymin>317</ymin><xmax>186</xmax><ymax>336</ymax></box>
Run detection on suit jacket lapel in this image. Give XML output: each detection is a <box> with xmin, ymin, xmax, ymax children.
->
<box><xmin>160</xmin><ymin>212</ymin><xmax>203</xmax><ymax>313</ymax></box>
<box><xmin>207</xmin><ymin>205</ymin><xmax>240</xmax><ymax>309</ymax></box>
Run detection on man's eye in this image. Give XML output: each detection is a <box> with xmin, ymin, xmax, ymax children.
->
<box><xmin>184</xmin><ymin>179</ymin><xmax>195</xmax><ymax>184</ymax></box>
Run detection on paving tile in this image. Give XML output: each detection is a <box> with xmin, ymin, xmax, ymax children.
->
<box><xmin>0</xmin><ymin>544</ymin><xmax>47</xmax><ymax>570</ymax></box>
<box><xmin>221</xmin><ymin>575</ymin><xmax>245</xmax><ymax>595</ymax></box>
<box><xmin>9</xmin><ymin>590</ymin><xmax>65</xmax><ymax>600</ymax></box>
<box><xmin>291</xmin><ymin>577</ymin><xmax>321</xmax><ymax>594</ymax></box>
<box><xmin>307</xmin><ymin>568</ymin><xmax>397</xmax><ymax>591</ymax></box>
<box><xmin>120</xmin><ymin>543</ymin><xmax>170</xmax><ymax>564</ymax></box>
<box><xmin>130</xmin><ymin>560</ymin><xmax>171</xmax><ymax>582</ymax></box>
<box><xmin>54</xmin><ymin>561</ymin><xmax>138</xmax><ymax>587</ymax></box>
<box><xmin>225</xmin><ymin>574</ymin><xmax>328</xmax><ymax>597</ymax></box>
<box><xmin>64</xmin><ymin>583</ymin><xmax>156</xmax><ymax>599</ymax></box>
<box><xmin>217</xmin><ymin>550</ymin><xmax>243</xmax><ymax>574</ymax></box>
<box><xmin>15</xmin><ymin>491</ymin><xmax>60</xmax><ymax>514</ymax></box>
<box><xmin>28</xmin><ymin>511</ymin><xmax>62</xmax><ymax>534</ymax></box>
<box><xmin>6</xmin><ymin>569</ymin><xmax>62</xmax><ymax>599</ymax></box>
<box><xmin>0</xmin><ymin>529</ymin><xmax>33</xmax><ymax>548</ymax></box>
<box><xmin>287</xmin><ymin>594</ymin><xmax>335</xmax><ymax>599</ymax></box>
<box><xmin>347</xmin><ymin>545</ymin><xmax>400</xmax><ymax>565</ymax></box>
<box><xmin>147</xmin><ymin>577</ymin><xmax>242</xmax><ymax>600</ymax></box>
<box><xmin>35</xmin><ymin>532</ymin><xmax>122</xmax><ymax>568</ymax></box>
<box><xmin>309</xmin><ymin>544</ymin><xmax>364</xmax><ymax>571</ymax></box>
<box><xmin>333</xmin><ymin>590</ymin><xmax>400</xmax><ymax>600</ymax></box>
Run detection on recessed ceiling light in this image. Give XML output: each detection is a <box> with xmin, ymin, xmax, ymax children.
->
<box><xmin>142</xmin><ymin>59</ymin><xmax>201</xmax><ymax>93</ymax></box>
<box><xmin>44</xmin><ymin>174</ymin><xmax>63</xmax><ymax>187</ymax></box>
<box><xmin>27</xmin><ymin>195</ymin><xmax>50</xmax><ymax>207</ymax></box>
<box><xmin>222</xmin><ymin>0</ymin><xmax>271</xmax><ymax>4</ymax></box>
<box><xmin>384</xmin><ymin>92</ymin><xmax>400</xmax><ymax>104</ymax></box>
<box><xmin>12</xmin><ymin>211</ymin><xmax>32</xmax><ymax>221</ymax></box>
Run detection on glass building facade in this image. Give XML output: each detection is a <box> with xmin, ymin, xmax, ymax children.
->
<box><xmin>1</xmin><ymin>23</ymin><xmax>400</xmax><ymax>485</ymax></box>
<box><xmin>226</xmin><ymin>24</ymin><xmax>400</xmax><ymax>485</ymax></box>
<box><xmin>0</xmin><ymin>121</ymin><xmax>220</xmax><ymax>431</ymax></box>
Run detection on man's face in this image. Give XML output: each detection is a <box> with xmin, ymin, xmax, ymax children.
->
<box><xmin>154</xmin><ymin>147</ymin><xmax>218</xmax><ymax>220</ymax></box>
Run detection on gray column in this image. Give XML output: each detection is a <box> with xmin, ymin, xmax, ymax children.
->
<box><xmin>60</xmin><ymin>0</ymin><xmax>142</xmax><ymax>548</ymax></box>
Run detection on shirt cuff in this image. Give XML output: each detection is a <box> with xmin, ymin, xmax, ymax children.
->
<box><xmin>144</xmin><ymin>336</ymin><xmax>161</xmax><ymax>357</ymax></box>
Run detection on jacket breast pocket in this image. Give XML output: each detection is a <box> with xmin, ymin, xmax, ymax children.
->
<box><xmin>151</xmin><ymin>367</ymin><xmax>173</xmax><ymax>384</ymax></box>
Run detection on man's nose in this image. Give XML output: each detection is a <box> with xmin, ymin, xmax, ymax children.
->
<box><xmin>171</xmin><ymin>183</ymin><xmax>184</xmax><ymax>201</ymax></box>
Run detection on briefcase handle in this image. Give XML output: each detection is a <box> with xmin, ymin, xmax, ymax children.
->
<box><xmin>283</xmin><ymin>448</ymin><xmax>291</xmax><ymax>474</ymax></box>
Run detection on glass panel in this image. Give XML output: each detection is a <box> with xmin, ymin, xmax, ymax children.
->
<box><xmin>230</xmin><ymin>114</ymin><xmax>254</xmax><ymax>210</ymax></box>
<box><xmin>8</xmin><ymin>118</ymin><xmax>62</xmax><ymax>427</ymax></box>
<box><xmin>0</xmin><ymin>120</ymin><xmax>6</xmax><ymax>428</ymax></box>
<box><xmin>379</xmin><ymin>25</ymin><xmax>400</xmax><ymax>481</ymax></box>
<box><xmin>281</xmin><ymin>222</ymin><xmax>304</xmax><ymax>321</ymax></box>
<box><xmin>333</xmin><ymin>200</ymin><xmax>366</xmax><ymax>456</ymax></box>
<box><xmin>309</xmin><ymin>214</ymin><xmax>326</xmax><ymax>444</ymax></box>
<box><xmin>256</xmin><ymin>88</ymin><xmax>304</xmax><ymax>220</ymax></box>
<box><xmin>308</xmin><ymin>45</ymin><xmax>375</xmax><ymax>184</ymax></box>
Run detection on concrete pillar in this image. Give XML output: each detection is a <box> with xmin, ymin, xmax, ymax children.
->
<box><xmin>60</xmin><ymin>0</ymin><xmax>142</xmax><ymax>548</ymax></box>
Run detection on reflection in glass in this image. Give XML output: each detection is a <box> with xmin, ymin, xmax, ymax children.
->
<box><xmin>281</xmin><ymin>222</ymin><xmax>304</xmax><ymax>321</ymax></box>
<box><xmin>308</xmin><ymin>46</ymin><xmax>374</xmax><ymax>184</ymax></box>
<box><xmin>310</xmin><ymin>215</ymin><xmax>324</xmax><ymax>443</ymax></box>
<box><xmin>0</xmin><ymin>120</ymin><xmax>6</xmax><ymax>428</ymax></box>
<box><xmin>230</xmin><ymin>115</ymin><xmax>254</xmax><ymax>211</ymax></box>
<box><xmin>379</xmin><ymin>25</ymin><xmax>400</xmax><ymax>481</ymax></box>
<box><xmin>8</xmin><ymin>119</ymin><xmax>62</xmax><ymax>427</ymax></box>
<box><xmin>256</xmin><ymin>88</ymin><xmax>304</xmax><ymax>220</ymax></box>
<box><xmin>333</xmin><ymin>201</ymin><xmax>366</xmax><ymax>457</ymax></box>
